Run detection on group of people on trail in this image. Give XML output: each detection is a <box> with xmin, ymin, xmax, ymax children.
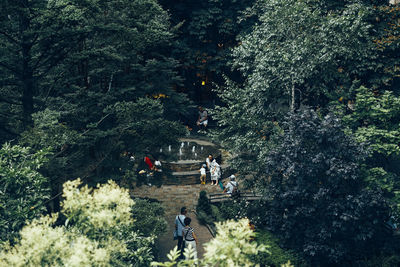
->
<box><xmin>138</xmin><ymin>155</ymin><xmax>162</xmax><ymax>186</ymax></box>
<box><xmin>175</xmin><ymin>207</ymin><xmax>198</xmax><ymax>260</ymax></box>
<box><xmin>173</xmin><ymin>180</ymin><xmax>241</xmax><ymax>260</ymax></box>
<box><xmin>199</xmin><ymin>154</ymin><xmax>239</xmax><ymax>195</ymax></box>
<box><xmin>205</xmin><ymin>154</ymin><xmax>221</xmax><ymax>186</ymax></box>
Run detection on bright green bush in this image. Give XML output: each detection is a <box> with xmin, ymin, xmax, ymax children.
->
<box><xmin>131</xmin><ymin>198</ymin><xmax>167</xmax><ymax>237</ymax></box>
<box><xmin>0</xmin><ymin>143</ymin><xmax>50</xmax><ymax>243</ymax></box>
<box><xmin>211</xmin><ymin>205</ymin><xmax>223</xmax><ymax>222</ymax></box>
<box><xmin>196</xmin><ymin>190</ymin><xmax>212</xmax><ymax>215</ymax></box>
<box><xmin>251</xmin><ymin>230</ymin><xmax>308</xmax><ymax>267</ymax></box>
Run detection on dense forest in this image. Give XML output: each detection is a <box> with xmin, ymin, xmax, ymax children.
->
<box><xmin>1</xmin><ymin>0</ymin><xmax>400</xmax><ymax>266</ymax></box>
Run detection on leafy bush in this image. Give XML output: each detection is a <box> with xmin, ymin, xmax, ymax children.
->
<box><xmin>0</xmin><ymin>178</ymin><xmax>159</xmax><ymax>266</ymax></box>
<box><xmin>259</xmin><ymin>109</ymin><xmax>390</xmax><ymax>265</ymax></box>
<box><xmin>218</xmin><ymin>199</ymin><xmax>247</xmax><ymax>221</ymax></box>
<box><xmin>196</xmin><ymin>210</ymin><xmax>214</xmax><ymax>227</ymax></box>
<box><xmin>131</xmin><ymin>198</ymin><xmax>167</xmax><ymax>237</ymax></box>
<box><xmin>251</xmin><ymin>230</ymin><xmax>308</xmax><ymax>267</ymax></box>
<box><xmin>196</xmin><ymin>191</ymin><xmax>215</xmax><ymax>226</ymax></box>
<box><xmin>196</xmin><ymin>190</ymin><xmax>212</xmax><ymax>215</ymax></box>
<box><xmin>335</xmin><ymin>86</ymin><xmax>400</xmax><ymax>215</ymax></box>
<box><xmin>0</xmin><ymin>144</ymin><xmax>50</xmax><ymax>243</ymax></box>
<box><xmin>211</xmin><ymin>205</ymin><xmax>223</xmax><ymax>222</ymax></box>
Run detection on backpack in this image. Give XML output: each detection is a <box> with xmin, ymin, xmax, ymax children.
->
<box><xmin>229</xmin><ymin>182</ymin><xmax>240</xmax><ymax>197</ymax></box>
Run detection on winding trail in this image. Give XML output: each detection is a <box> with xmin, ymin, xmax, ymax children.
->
<box><xmin>131</xmin><ymin>184</ymin><xmax>222</xmax><ymax>261</ymax></box>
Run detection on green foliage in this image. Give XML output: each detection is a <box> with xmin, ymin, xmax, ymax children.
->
<box><xmin>210</xmin><ymin>205</ymin><xmax>223</xmax><ymax>222</ymax></box>
<box><xmin>251</xmin><ymin>230</ymin><xmax>308</xmax><ymax>267</ymax></box>
<box><xmin>0</xmin><ymin>178</ymin><xmax>160</xmax><ymax>266</ymax></box>
<box><xmin>196</xmin><ymin>191</ymin><xmax>215</xmax><ymax>225</ymax></box>
<box><xmin>369</xmin><ymin>5</ymin><xmax>400</xmax><ymax>91</ymax></box>
<box><xmin>232</xmin><ymin>0</ymin><xmax>374</xmax><ymax>112</ymax></box>
<box><xmin>152</xmin><ymin>218</ymin><xmax>268</xmax><ymax>267</ymax></box>
<box><xmin>2</xmin><ymin>0</ymin><xmax>188</xmax><ymax>191</ymax></box>
<box><xmin>212</xmin><ymin>0</ymin><xmax>377</xmax><ymax>188</ymax></box>
<box><xmin>0</xmin><ymin>144</ymin><xmax>50</xmax><ymax>243</ymax></box>
<box><xmin>159</xmin><ymin>0</ymin><xmax>255</xmax><ymax>101</ymax></box>
<box><xmin>0</xmin><ymin>214</ymin><xmax>117</xmax><ymax>267</ymax></box>
<box><xmin>354</xmin><ymin>254</ymin><xmax>400</xmax><ymax>267</ymax></box>
<box><xmin>259</xmin><ymin>108</ymin><xmax>390</xmax><ymax>265</ymax></box>
<box><xmin>334</xmin><ymin>86</ymin><xmax>400</xmax><ymax>213</ymax></box>
<box><xmin>20</xmin><ymin>109</ymin><xmax>79</xmax><ymax>152</ymax></box>
<box><xmin>342</xmin><ymin>86</ymin><xmax>400</xmax><ymax>156</ymax></box>
<box><xmin>130</xmin><ymin>198</ymin><xmax>167</xmax><ymax>237</ymax></box>
<box><xmin>215</xmin><ymin>199</ymin><xmax>250</xmax><ymax>221</ymax></box>
<box><xmin>196</xmin><ymin>190</ymin><xmax>212</xmax><ymax>214</ymax></box>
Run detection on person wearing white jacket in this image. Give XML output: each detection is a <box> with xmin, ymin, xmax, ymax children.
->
<box><xmin>210</xmin><ymin>160</ymin><xmax>221</xmax><ymax>186</ymax></box>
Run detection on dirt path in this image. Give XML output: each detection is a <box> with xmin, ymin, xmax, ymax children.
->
<box><xmin>131</xmin><ymin>184</ymin><xmax>222</xmax><ymax>261</ymax></box>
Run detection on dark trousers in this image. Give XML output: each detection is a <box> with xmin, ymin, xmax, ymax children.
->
<box><xmin>177</xmin><ymin>236</ymin><xmax>185</xmax><ymax>258</ymax></box>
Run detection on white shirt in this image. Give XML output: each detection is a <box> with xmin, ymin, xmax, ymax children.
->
<box><xmin>225</xmin><ymin>181</ymin><xmax>238</xmax><ymax>194</ymax></box>
<box><xmin>200</xmin><ymin>167</ymin><xmax>206</xmax><ymax>175</ymax></box>
<box><xmin>206</xmin><ymin>158</ymin><xmax>212</xmax><ymax>169</ymax></box>
<box><xmin>175</xmin><ymin>214</ymin><xmax>186</xmax><ymax>237</ymax></box>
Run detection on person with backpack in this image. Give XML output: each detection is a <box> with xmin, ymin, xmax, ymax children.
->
<box><xmin>223</xmin><ymin>175</ymin><xmax>239</xmax><ymax>195</ymax></box>
<box><xmin>175</xmin><ymin>207</ymin><xmax>187</xmax><ymax>259</ymax></box>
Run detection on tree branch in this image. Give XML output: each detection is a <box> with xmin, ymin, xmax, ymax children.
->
<box><xmin>0</xmin><ymin>30</ymin><xmax>20</xmax><ymax>45</ymax></box>
<box><xmin>0</xmin><ymin>62</ymin><xmax>20</xmax><ymax>75</ymax></box>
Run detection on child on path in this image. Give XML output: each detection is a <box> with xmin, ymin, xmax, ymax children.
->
<box><xmin>199</xmin><ymin>164</ymin><xmax>206</xmax><ymax>185</ymax></box>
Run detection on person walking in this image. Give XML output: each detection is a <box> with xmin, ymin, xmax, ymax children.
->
<box><xmin>199</xmin><ymin>164</ymin><xmax>207</xmax><ymax>185</ymax></box>
<box><xmin>175</xmin><ymin>207</ymin><xmax>187</xmax><ymax>259</ymax></box>
<box><xmin>182</xmin><ymin>217</ymin><xmax>198</xmax><ymax>259</ymax></box>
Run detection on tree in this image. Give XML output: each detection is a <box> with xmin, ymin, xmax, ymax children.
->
<box><xmin>0</xmin><ymin>178</ymin><xmax>163</xmax><ymax>266</ymax></box>
<box><xmin>212</xmin><ymin>0</ymin><xmax>378</xmax><ymax>186</ymax></box>
<box><xmin>8</xmin><ymin>0</ymin><xmax>189</xmax><ymax>202</ymax></box>
<box><xmin>232</xmin><ymin>0</ymin><xmax>375</xmax><ymax>112</ymax></box>
<box><xmin>0</xmin><ymin>0</ymin><xmax>88</xmax><ymax>138</ymax></box>
<box><xmin>370</xmin><ymin>4</ymin><xmax>400</xmax><ymax>92</ymax></box>
<box><xmin>335</xmin><ymin>86</ymin><xmax>400</xmax><ymax>215</ymax></box>
<box><xmin>257</xmin><ymin>108</ymin><xmax>389</xmax><ymax>265</ymax></box>
<box><xmin>0</xmin><ymin>143</ymin><xmax>50</xmax><ymax>243</ymax></box>
<box><xmin>159</xmin><ymin>0</ymin><xmax>255</xmax><ymax>103</ymax></box>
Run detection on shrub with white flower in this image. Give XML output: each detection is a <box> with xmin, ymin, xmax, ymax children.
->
<box><xmin>203</xmin><ymin>219</ymin><xmax>267</xmax><ymax>267</ymax></box>
<box><xmin>0</xmin><ymin>178</ymin><xmax>158</xmax><ymax>266</ymax></box>
<box><xmin>0</xmin><ymin>214</ymin><xmax>115</xmax><ymax>267</ymax></box>
<box><xmin>62</xmin><ymin>178</ymin><xmax>134</xmax><ymax>234</ymax></box>
<box><xmin>152</xmin><ymin>218</ymin><xmax>270</xmax><ymax>267</ymax></box>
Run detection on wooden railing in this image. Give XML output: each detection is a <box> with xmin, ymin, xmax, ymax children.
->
<box><xmin>208</xmin><ymin>191</ymin><xmax>262</xmax><ymax>203</ymax></box>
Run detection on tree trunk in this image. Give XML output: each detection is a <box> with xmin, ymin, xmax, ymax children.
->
<box><xmin>291</xmin><ymin>82</ymin><xmax>295</xmax><ymax>112</ymax></box>
<box><xmin>20</xmin><ymin>0</ymin><xmax>34</xmax><ymax>127</ymax></box>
